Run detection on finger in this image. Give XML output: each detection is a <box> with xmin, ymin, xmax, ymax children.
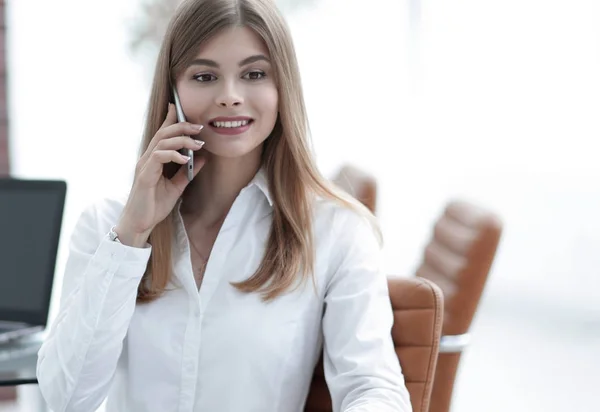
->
<box><xmin>157</xmin><ymin>123</ymin><xmax>204</xmax><ymax>141</ymax></box>
<box><xmin>140</xmin><ymin>104</ymin><xmax>178</xmax><ymax>164</ymax></box>
<box><xmin>170</xmin><ymin>153</ymin><xmax>207</xmax><ymax>191</ymax></box>
<box><xmin>138</xmin><ymin>150</ymin><xmax>190</xmax><ymax>185</ymax></box>
<box><xmin>156</xmin><ymin>135</ymin><xmax>205</xmax><ymax>152</ymax></box>
<box><xmin>157</xmin><ymin>122</ymin><xmax>204</xmax><ymax>141</ymax></box>
<box><xmin>160</xmin><ymin>103</ymin><xmax>177</xmax><ymax>129</ymax></box>
<box><xmin>144</xmin><ymin>127</ymin><xmax>203</xmax><ymax>174</ymax></box>
<box><xmin>147</xmin><ymin>122</ymin><xmax>203</xmax><ymax>154</ymax></box>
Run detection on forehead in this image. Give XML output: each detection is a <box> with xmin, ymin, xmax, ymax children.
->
<box><xmin>195</xmin><ymin>26</ymin><xmax>270</xmax><ymax>60</ymax></box>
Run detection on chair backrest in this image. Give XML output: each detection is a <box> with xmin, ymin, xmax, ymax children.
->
<box><xmin>305</xmin><ymin>276</ymin><xmax>444</xmax><ymax>412</ymax></box>
<box><xmin>332</xmin><ymin>165</ymin><xmax>378</xmax><ymax>214</ymax></box>
<box><xmin>415</xmin><ymin>200</ymin><xmax>502</xmax><ymax>412</ymax></box>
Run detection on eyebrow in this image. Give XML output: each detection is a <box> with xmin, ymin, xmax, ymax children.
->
<box><xmin>188</xmin><ymin>54</ymin><xmax>270</xmax><ymax>69</ymax></box>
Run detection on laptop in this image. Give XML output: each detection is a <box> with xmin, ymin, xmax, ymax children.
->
<box><xmin>0</xmin><ymin>178</ymin><xmax>66</xmax><ymax>343</ymax></box>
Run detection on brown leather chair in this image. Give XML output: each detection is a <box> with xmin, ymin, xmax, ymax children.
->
<box><xmin>332</xmin><ymin>165</ymin><xmax>378</xmax><ymax>214</ymax></box>
<box><xmin>305</xmin><ymin>276</ymin><xmax>444</xmax><ymax>412</ymax></box>
<box><xmin>331</xmin><ymin>164</ymin><xmax>504</xmax><ymax>411</ymax></box>
<box><xmin>415</xmin><ymin>200</ymin><xmax>502</xmax><ymax>412</ymax></box>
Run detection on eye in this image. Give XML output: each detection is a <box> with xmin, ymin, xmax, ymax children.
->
<box><xmin>243</xmin><ymin>70</ymin><xmax>266</xmax><ymax>81</ymax></box>
<box><xmin>193</xmin><ymin>73</ymin><xmax>217</xmax><ymax>82</ymax></box>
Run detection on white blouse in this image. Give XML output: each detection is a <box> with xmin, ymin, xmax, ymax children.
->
<box><xmin>36</xmin><ymin>169</ymin><xmax>411</xmax><ymax>412</ymax></box>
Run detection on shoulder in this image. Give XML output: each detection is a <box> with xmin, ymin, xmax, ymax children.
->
<box><xmin>312</xmin><ymin>196</ymin><xmax>381</xmax><ymax>255</ymax></box>
<box><xmin>313</xmin><ymin>195</ymin><xmax>377</xmax><ymax>230</ymax></box>
<box><xmin>311</xmin><ymin>196</ymin><xmax>384</xmax><ymax>291</ymax></box>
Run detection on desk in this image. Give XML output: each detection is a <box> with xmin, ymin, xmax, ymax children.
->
<box><xmin>0</xmin><ymin>335</ymin><xmax>47</xmax><ymax>411</ymax></box>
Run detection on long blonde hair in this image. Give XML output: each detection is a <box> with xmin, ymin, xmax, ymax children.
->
<box><xmin>137</xmin><ymin>0</ymin><xmax>378</xmax><ymax>303</ymax></box>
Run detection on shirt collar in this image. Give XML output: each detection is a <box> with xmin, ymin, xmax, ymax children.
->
<box><xmin>175</xmin><ymin>167</ymin><xmax>273</xmax><ymax>210</ymax></box>
<box><xmin>249</xmin><ymin>167</ymin><xmax>273</xmax><ymax>207</ymax></box>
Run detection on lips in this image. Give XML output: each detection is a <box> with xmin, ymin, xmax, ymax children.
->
<box><xmin>207</xmin><ymin>116</ymin><xmax>254</xmax><ymax>136</ymax></box>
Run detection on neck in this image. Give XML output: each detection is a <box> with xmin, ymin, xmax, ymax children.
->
<box><xmin>180</xmin><ymin>147</ymin><xmax>263</xmax><ymax>228</ymax></box>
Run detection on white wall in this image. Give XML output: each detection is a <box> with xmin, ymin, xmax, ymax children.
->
<box><xmin>7</xmin><ymin>0</ymin><xmax>149</xmax><ymax>321</ymax></box>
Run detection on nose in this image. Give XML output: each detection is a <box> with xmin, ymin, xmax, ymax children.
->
<box><xmin>216</xmin><ymin>81</ymin><xmax>243</xmax><ymax>108</ymax></box>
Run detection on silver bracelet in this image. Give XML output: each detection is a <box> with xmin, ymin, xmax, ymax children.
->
<box><xmin>108</xmin><ymin>226</ymin><xmax>122</xmax><ymax>244</ymax></box>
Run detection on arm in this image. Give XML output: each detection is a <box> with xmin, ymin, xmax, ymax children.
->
<box><xmin>322</xmin><ymin>211</ymin><xmax>412</xmax><ymax>412</ymax></box>
<box><xmin>36</xmin><ymin>200</ymin><xmax>152</xmax><ymax>412</ymax></box>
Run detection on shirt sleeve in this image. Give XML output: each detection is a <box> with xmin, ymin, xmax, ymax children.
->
<box><xmin>36</xmin><ymin>200</ymin><xmax>152</xmax><ymax>412</ymax></box>
<box><xmin>322</xmin><ymin>209</ymin><xmax>412</xmax><ymax>412</ymax></box>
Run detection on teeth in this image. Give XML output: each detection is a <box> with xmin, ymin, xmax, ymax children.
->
<box><xmin>213</xmin><ymin>120</ymin><xmax>250</xmax><ymax>128</ymax></box>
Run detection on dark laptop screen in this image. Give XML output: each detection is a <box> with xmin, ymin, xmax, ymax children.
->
<box><xmin>0</xmin><ymin>179</ymin><xmax>66</xmax><ymax>326</ymax></box>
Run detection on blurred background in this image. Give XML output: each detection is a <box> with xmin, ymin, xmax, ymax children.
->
<box><xmin>1</xmin><ymin>0</ymin><xmax>600</xmax><ymax>410</ymax></box>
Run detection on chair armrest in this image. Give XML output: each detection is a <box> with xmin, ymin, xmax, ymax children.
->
<box><xmin>438</xmin><ymin>333</ymin><xmax>471</xmax><ymax>353</ymax></box>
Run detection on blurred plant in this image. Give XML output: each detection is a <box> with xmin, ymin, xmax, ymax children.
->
<box><xmin>128</xmin><ymin>0</ymin><xmax>183</xmax><ymax>60</ymax></box>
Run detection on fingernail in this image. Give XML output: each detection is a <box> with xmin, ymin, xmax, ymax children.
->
<box><xmin>181</xmin><ymin>155</ymin><xmax>190</xmax><ymax>161</ymax></box>
<box><xmin>194</xmin><ymin>140</ymin><xmax>205</xmax><ymax>147</ymax></box>
<box><xmin>194</xmin><ymin>124</ymin><xmax>204</xmax><ymax>131</ymax></box>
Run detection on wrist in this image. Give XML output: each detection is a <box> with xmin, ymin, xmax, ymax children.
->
<box><xmin>113</xmin><ymin>223</ymin><xmax>152</xmax><ymax>248</ymax></box>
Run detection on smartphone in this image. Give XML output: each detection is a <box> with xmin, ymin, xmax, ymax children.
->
<box><xmin>172</xmin><ymin>86</ymin><xmax>194</xmax><ymax>181</ymax></box>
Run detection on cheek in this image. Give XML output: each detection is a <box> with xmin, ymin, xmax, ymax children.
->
<box><xmin>177</xmin><ymin>85</ymin><xmax>210</xmax><ymax>118</ymax></box>
<box><xmin>255</xmin><ymin>86</ymin><xmax>279</xmax><ymax>118</ymax></box>
<box><xmin>189</xmin><ymin>94</ymin><xmax>212</xmax><ymax>114</ymax></box>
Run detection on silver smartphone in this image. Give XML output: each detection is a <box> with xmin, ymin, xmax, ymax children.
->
<box><xmin>172</xmin><ymin>86</ymin><xmax>194</xmax><ymax>181</ymax></box>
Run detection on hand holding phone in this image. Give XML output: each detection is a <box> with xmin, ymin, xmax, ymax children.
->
<box><xmin>114</xmin><ymin>92</ymin><xmax>205</xmax><ymax>247</ymax></box>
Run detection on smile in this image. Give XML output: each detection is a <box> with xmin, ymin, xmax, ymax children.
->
<box><xmin>211</xmin><ymin>120</ymin><xmax>251</xmax><ymax>128</ymax></box>
<box><xmin>208</xmin><ymin>118</ymin><xmax>254</xmax><ymax>136</ymax></box>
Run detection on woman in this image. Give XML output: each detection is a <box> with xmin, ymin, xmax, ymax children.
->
<box><xmin>36</xmin><ymin>0</ymin><xmax>411</xmax><ymax>411</ymax></box>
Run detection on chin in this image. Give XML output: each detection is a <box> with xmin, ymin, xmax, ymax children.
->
<box><xmin>203</xmin><ymin>140</ymin><xmax>265</xmax><ymax>159</ymax></box>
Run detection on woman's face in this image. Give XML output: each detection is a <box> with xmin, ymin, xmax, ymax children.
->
<box><xmin>175</xmin><ymin>26</ymin><xmax>279</xmax><ymax>159</ymax></box>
